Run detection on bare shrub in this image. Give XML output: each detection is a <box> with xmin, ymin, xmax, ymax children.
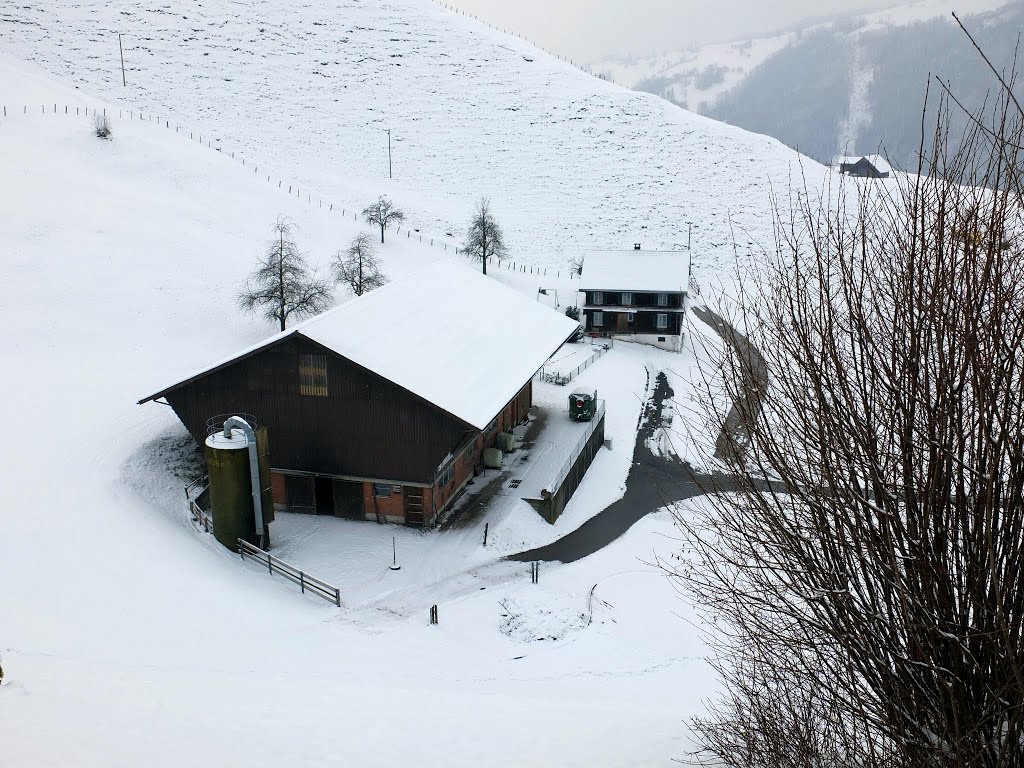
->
<box><xmin>333</xmin><ymin>232</ymin><xmax>388</xmax><ymax>297</ymax></box>
<box><xmin>238</xmin><ymin>216</ymin><xmax>333</xmax><ymax>331</ymax></box>
<box><xmin>675</xmin><ymin>54</ymin><xmax>1024</xmax><ymax>768</ymax></box>
<box><xmin>93</xmin><ymin>112</ymin><xmax>112</xmax><ymax>139</ymax></box>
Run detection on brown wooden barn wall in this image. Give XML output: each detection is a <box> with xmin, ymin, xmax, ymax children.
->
<box><xmin>164</xmin><ymin>334</ymin><xmax>474</xmax><ymax>485</ymax></box>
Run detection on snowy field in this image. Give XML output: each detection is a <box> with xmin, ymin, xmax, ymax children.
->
<box><xmin>0</xmin><ymin>53</ymin><xmax>729</xmax><ymax>766</ymax></box>
<box><xmin>0</xmin><ymin>0</ymin><xmax>828</xmax><ymax>280</ymax></box>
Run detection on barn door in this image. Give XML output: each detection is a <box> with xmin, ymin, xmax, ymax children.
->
<box><xmin>286</xmin><ymin>476</ymin><xmax>316</xmax><ymax>514</ymax></box>
<box><xmin>314</xmin><ymin>477</ymin><xmax>335</xmax><ymax>516</ymax></box>
<box><xmin>333</xmin><ymin>481</ymin><xmax>365</xmax><ymax>520</ymax></box>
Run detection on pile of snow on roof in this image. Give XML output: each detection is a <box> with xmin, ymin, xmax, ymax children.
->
<box><xmin>145</xmin><ymin>258</ymin><xmax>580</xmax><ymax>430</ymax></box>
<box><xmin>580</xmin><ymin>251</ymin><xmax>689</xmax><ymax>293</ymax></box>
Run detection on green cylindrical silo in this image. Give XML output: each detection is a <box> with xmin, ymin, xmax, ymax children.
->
<box><xmin>205</xmin><ymin>430</ymin><xmax>257</xmax><ymax>551</ymax></box>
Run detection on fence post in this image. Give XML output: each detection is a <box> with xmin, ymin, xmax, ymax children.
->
<box><xmin>300</xmin><ymin>571</ymin><xmax>305</xmax><ymax>594</ymax></box>
<box><xmin>483</xmin><ymin>522</ymin><xmax>489</xmax><ymax>547</ymax></box>
<box><xmin>334</xmin><ymin>588</ymin><xmax>341</xmax><ymax>607</ymax></box>
<box><xmin>268</xmin><ymin>551</ymin><xmax>273</xmax><ymax>574</ymax></box>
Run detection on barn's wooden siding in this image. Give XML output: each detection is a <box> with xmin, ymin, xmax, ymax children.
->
<box><xmin>164</xmin><ymin>334</ymin><xmax>474</xmax><ymax>484</ymax></box>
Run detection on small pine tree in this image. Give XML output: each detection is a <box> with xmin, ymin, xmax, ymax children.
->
<box><xmin>333</xmin><ymin>233</ymin><xmax>388</xmax><ymax>296</ymax></box>
<box><xmin>238</xmin><ymin>216</ymin><xmax>333</xmax><ymax>331</ymax></box>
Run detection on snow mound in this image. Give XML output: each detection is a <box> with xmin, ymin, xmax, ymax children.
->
<box><xmin>499</xmin><ymin>590</ymin><xmax>589</xmax><ymax>643</ymax></box>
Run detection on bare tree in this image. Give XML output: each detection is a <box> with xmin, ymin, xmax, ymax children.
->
<box><xmin>464</xmin><ymin>197</ymin><xmax>507</xmax><ymax>275</ymax></box>
<box><xmin>673</xmin><ymin>66</ymin><xmax>1024</xmax><ymax>768</ymax></box>
<box><xmin>362</xmin><ymin>195</ymin><xmax>405</xmax><ymax>244</ymax></box>
<box><xmin>333</xmin><ymin>233</ymin><xmax>388</xmax><ymax>297</ymax></box>
<box><xmin>238</xmin><ymin>216</ymin><xmax>333</xmax><ymax>331</ymax></box>
<box><xmin>93</xmin><ymin>113</ymin><xmax>112</xmax><ymax>139</ymax></box>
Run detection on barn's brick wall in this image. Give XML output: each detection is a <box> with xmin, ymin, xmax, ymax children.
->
<box><xmin>425</xmin><ymin>379</ymin><xmax>534</xmax><ymax>525</ymax></box>
<box><xmin>362</xmin><ymin>482</ymin><xmax>406</xmax><ymax>524</ymax></box>
<box><xmin>267</xmin><ymin>380</ymin><xmax>535</xmax><ymax>527</ymax></box>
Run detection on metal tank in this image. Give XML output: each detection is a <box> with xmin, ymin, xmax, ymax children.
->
<box><xmin>204</xmin><ymin>417</ymin><xmax>273</xmax><ymax>551</ymax></box>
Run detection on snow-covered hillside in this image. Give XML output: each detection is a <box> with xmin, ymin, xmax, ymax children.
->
<box><xmin>597</xmin><ymin>0</ymin><xmax>1011</xmax><ymax>113</ymax></box>
<box><xmin>596</xmin><ymin>33</ymin><xmax>794</xmax><ymax>114</ymax></box>
<box><xmin>0</xmin><ymin>0</ymin><xmax>824</xmax><ymax>277</ymax></box>
<box><xmin>0</xmin><ymin>53</ymin><xmax>729</xmax><ymax>766</ymax></box>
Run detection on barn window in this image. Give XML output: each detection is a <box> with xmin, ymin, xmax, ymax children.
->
<box><xmin>656</xmin><ymin>313</ymin><xmax>669</xmax><ymax>330</ymax></box>
<box><xmin>299</xmin><ymin>354</ymin><xmax>328</xmax><ymax>396</ymax></box>
<box><xmin>438</xmin><ymin>465</ymin><xmax>455</xmax><ymax>489</ymax></box>
<box><xmin>373</xmin><ymin>483</ymin><xmax>392</xmax><ymax>497</ymax></box>
<box><xmin>592</xmin><ymin>311</ymin><xmax>604</xmax><ymax>327</ymax></box>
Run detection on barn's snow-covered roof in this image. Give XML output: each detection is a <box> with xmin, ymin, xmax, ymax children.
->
<box><xmin>580</xmin><ymin>250</ymin><xmax>688</xmax><ymax>293</ymax></box>
<box><xmin>141</xmin><ymin>258</ymin><xmax>579</xmax><ymax>430</ymax></box>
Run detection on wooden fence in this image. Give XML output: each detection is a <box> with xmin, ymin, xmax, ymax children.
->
<box><xmin>185</xmin><ymin>476</ymin><xmax>212</xmax><ymax>533</ymax></box>
<box><xmin>238</xmin><ymin>539</ymin><xmax>342</xmax><ymax>607</ymax></box>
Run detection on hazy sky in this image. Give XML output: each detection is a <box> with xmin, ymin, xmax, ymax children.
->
<box><xmin>445</xmin><ymin>0</ymin><xmax>997</xmax><ymax>61</ymax></box>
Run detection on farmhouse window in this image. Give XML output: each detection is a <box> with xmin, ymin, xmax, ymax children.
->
<box><xmin>657</xmin><ymin>293</ymin><xmax>669</xmax><ymax>307</ymax></box>
<box><xmin>592</xmin><ymin>311</ymin><xmax>604</xmax><ymax>327</ymax></box>
<box><xmin>621</xmin><ymin>292</ymin><xmax>633</xmax><ymax>305</ymax></box>
<box><xmin>592</xmin><ymin>291</ymin><xmax>604</xmax><ymax>305</ymax></box>
<box><xmin>299</xmin><ymin>354</ymin><xmax>329</xmax><ymax>396</ymax></box>
<box><xmin>656</xmin><ymin>313</ymin><xmax>669</xmax><ymax>330</ymax></box>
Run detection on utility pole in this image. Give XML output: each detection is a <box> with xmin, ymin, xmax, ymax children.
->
<box><xmin>386</xmin><ymin>129</ymin><xmax>393</xmax><ymax>179</ymax></box>
<box><xmin>686</xmin><ymin>223</ymin><xmax>693</xmax><ymax>285</ymax></box>
<box><xmin>686</xmin><ymin>222</ymin><xmax>693</xmax><ymax>311</ymax></box>
<box><xmin>118</xmin><ymin>33</ymin><xmax>126</xmax><ymax>87</ymax></box>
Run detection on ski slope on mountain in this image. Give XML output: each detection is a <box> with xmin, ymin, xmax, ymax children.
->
<box><xmin>0</xmin><ymin>0</ymin><xmax>824</xmax><ymax>277</ymax></box>
<box><xmin>0</xmin><ymin>55</ymin><xmax>721</xmax><ymax>767</ymax></box>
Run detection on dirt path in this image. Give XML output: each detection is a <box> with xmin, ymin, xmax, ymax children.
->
<box><xmin>690</xmin><ymin>306</ymin><xmax>768</xmax><ymax>460</ymax></box>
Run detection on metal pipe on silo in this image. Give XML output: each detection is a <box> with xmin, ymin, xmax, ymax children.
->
<box><xmin>222</xmin><ymin>417</ymin><xmax>266</xmax><ymax>541</ymax></box>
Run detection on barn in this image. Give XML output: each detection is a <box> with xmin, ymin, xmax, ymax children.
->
<box><xmin>140</xmin><ymin>259</ymin><xmax>580</xmax><ymax>527</ymax></box>
<box><xmin>835</xmin><ymin>154</ymin><xmax>892</xmax><ymax>178</ymax></box>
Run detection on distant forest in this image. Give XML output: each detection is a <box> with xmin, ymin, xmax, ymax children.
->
<box><xmin>663</xmin><ymin>2</ymin><xmax>1024</xmax><ymax>168</ymax></box>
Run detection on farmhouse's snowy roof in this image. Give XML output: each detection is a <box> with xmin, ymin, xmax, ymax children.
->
<box><xmin>141</xmin><ymin>258</ymin><xmax>579</xmax><ymax>430</ymax></box>
<box><xmin>580</xmin><ymin>250</ymin><xmax>688</xmax><ymax>293</ymax></box>
<box><xmin>862</xmin><ymin>154</ymin><xmax>892</xmax><ymax>174</ymax></box>
<box><xmin>834</xmin><ymin>154</ymin><xmax>892</xmax><ymax>174</ymax></box>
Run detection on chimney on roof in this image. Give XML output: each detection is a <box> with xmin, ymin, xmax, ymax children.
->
<box><xmin>634</xmin><ymin>243</ymin><xmax>641</xmax><ymax>250</ymax></box>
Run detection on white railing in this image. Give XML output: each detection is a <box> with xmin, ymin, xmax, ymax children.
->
<box><xmin>238</xmin><ymin>539</ymin><xmax>343</xmax><ymax>607</ymax></box>
<box><xmin>538</xmin><ymin>340</ymin><xmax>611</xmax><ymax>386</ymax></box>
<box><xmin>548</xmin><ymin>400</ymin><xmax>606</xmax><ymax>494</ymax></box>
